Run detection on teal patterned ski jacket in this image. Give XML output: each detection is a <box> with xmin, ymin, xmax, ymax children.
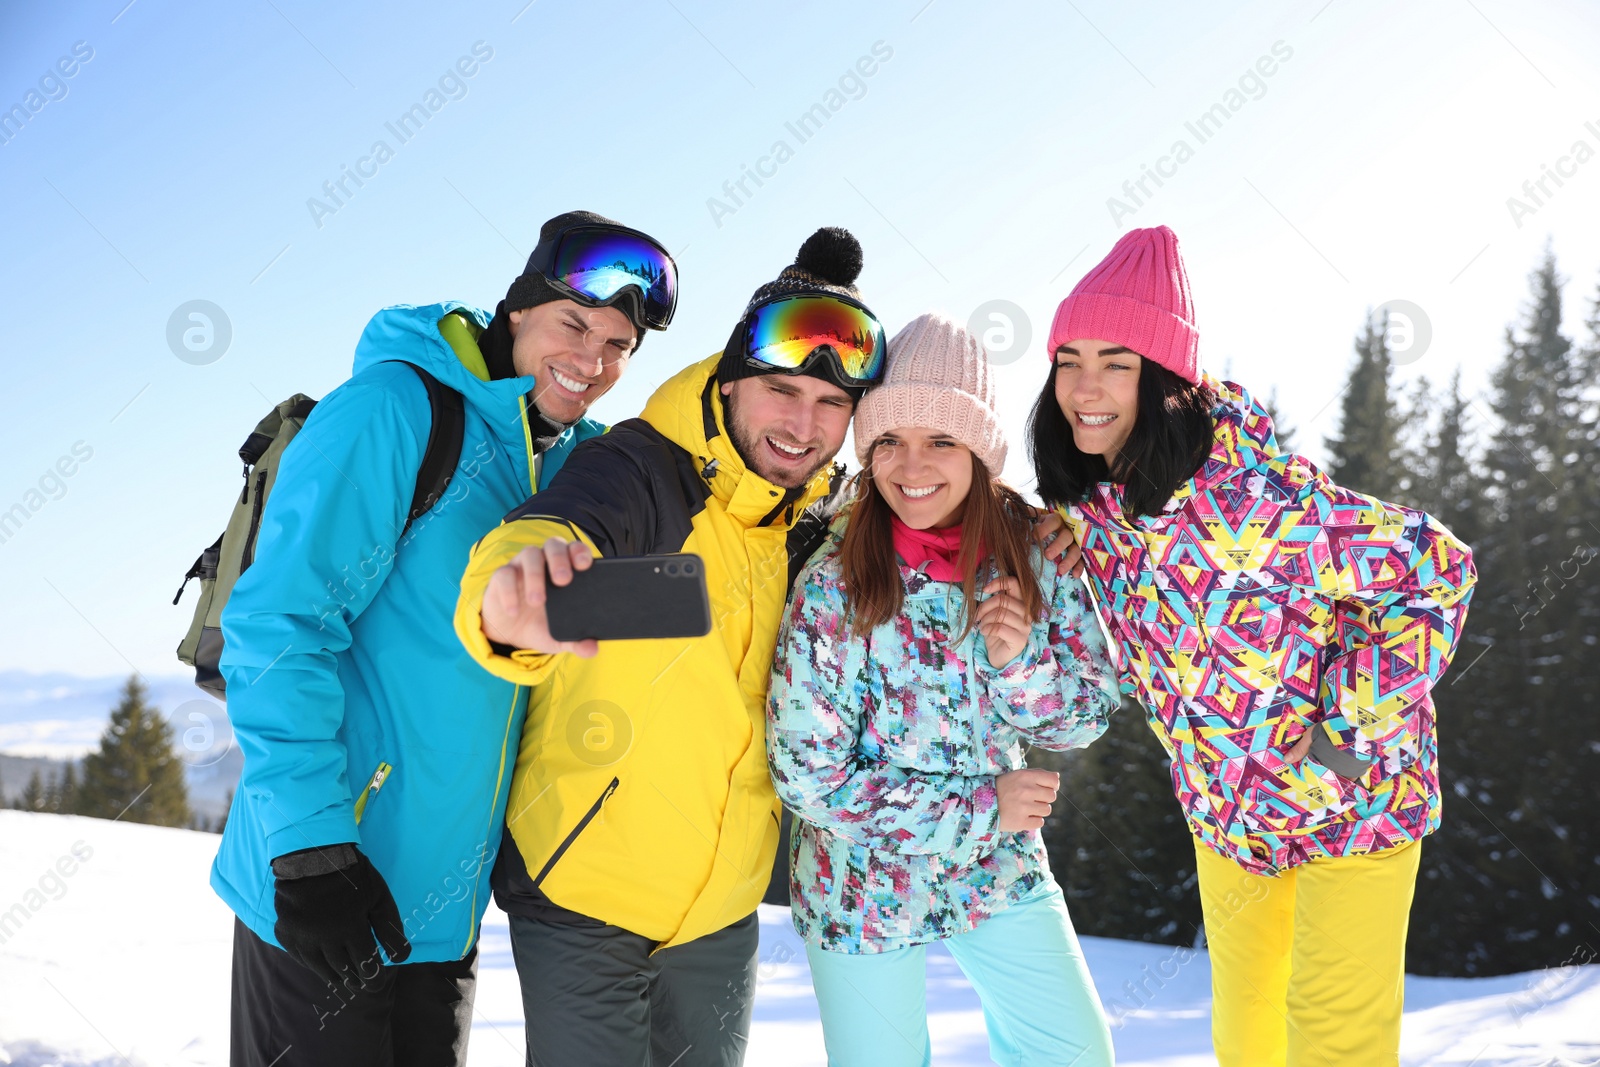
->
<box><xmin>767</xmin><ymin>515</ymin><xmax>1120</xmax><ymax>953</ymax></box>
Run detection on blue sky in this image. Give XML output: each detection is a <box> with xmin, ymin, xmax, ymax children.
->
<box><xmin>3</xmin><ymin>0</ymin><xmax>1600</xmax><ymax>677</ymax></box>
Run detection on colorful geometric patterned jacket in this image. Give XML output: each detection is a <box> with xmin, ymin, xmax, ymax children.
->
<box><xmin>768</xmin><ymin>514</ymin><xmax>1120</xmax><ymax>953</ymax></box>
<box><xmin>1063</xmin><ymin>376</ymin><xmax>1477</xmax><ymax>875</ymax></box>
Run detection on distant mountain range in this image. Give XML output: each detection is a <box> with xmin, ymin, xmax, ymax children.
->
<box><xmin>0</xmin><ymin>670</ymin><xmax>239</xmax><ymax>822</ymax></box>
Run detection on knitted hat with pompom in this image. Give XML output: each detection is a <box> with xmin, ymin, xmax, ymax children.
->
<box><xmin>718</xmin><ymin>227</ymin><xmax>874</xmax><ymax>398</ymax></box>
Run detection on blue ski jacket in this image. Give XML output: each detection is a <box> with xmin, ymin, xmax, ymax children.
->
<box><xmin>210</xmin><ymin>302</ymin><xmax>604</xmax><ymax>962</ymax></box>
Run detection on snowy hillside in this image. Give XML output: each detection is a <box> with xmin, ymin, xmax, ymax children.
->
<box><xmin>1</xmin><ymin>812</ymin><xmax>1595</xmax><ymax>1065</ymax></box>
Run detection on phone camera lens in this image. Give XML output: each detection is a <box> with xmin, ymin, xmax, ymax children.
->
<box><xmin>664</xmin><ymin>561</ymin><xmax>681</xmax><ymax>577</ymax></box>
<box><xmin>681</xmin><ymin>559</ymin><xmax>699</xmax><ymax>577</ymax></box>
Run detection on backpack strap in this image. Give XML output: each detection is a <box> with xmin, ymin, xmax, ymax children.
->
<box><xmin>397</xmin><ymin>362</ymin><xmax>465</xmax><ymax>537</ymax></box>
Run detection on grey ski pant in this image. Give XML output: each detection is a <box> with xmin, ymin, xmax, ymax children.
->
<box><xmin>508</xmin><ymin>910</ymin><xmax>759</xmax><ymax>1067</ymax></box>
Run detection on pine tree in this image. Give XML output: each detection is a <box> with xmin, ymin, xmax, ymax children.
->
<box><xmin>1572</xmin><ymin>270</ymin><xmax>1600</xmax><ymax>551</ymax></box>
<box><xmin>55</xmin><ymin>763</ymin><xmax>78</xmax><ymax>815</ymax></box>
<box><xmin>19</xmin><ymin>768</ymin><xmax>46</xmax><ymax>813</ymax></box>
<box><xmin>1411</xmin><ymin>369</ymin><xmax>1483</xmax><ymax>547</ymax></box>
<box><xmin>1325</xmin><ymin>310</ymin><xmax>1406</xmax><ymax>502</ymax></box>
<box><xmin>76</xmin><ymin>675</ymin><xmax>192</xmax><ymax>827</ymax></box>
<box><xmin>1409</xmin><ymin>248</ymin><xmax>1598</xmax><ymax>975</ymax></box>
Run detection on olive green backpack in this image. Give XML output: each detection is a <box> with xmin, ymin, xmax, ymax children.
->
<box><xmin>174</xmin><ymin>363</ymin><xmax>463</xmax><ymax>701</ymax></box>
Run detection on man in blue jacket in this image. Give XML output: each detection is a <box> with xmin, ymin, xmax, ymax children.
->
<box><xmin>210</xmin><ymin>211</ymin><xmax>678</xmax><ymax>1067</ymax></box>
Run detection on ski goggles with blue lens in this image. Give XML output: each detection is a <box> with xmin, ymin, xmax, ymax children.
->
<box><xmin>536</xmin><ymin>225</ymin><xmax>679</xmax><ymax>330</ymax></box>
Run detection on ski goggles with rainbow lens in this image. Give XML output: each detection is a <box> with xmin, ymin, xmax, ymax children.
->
<box><xmin>534</xmin><ymin>224</ymin><xmax>679</xmax><ymax>330</ymax></box>
<box><xmin>736</xmin><ymin>293</ymin><xmax>888</xmax><ymax>388</ymax></box>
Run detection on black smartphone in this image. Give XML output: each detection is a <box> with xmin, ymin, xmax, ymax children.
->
<box><xmin>546</xmin><ymin>553</ymin><xmax>713</xmax><ymax>642</ymax></box>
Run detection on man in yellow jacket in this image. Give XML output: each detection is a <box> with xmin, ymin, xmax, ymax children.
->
<box><xmin>454</xmin><ymin>227</ymin><xmax>885</xmax><ymax>1065</ymax></box>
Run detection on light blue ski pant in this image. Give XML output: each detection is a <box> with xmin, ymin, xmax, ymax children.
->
<box><xmin>803</xmin><ymin>883</ymin><xmax>1114</xmax><ymax>1067</ymax></box>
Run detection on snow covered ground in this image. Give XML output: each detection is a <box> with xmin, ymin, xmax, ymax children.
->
<box><xmin>1</xmin><ymin>811</ymin><xmax>1595</xmax><ymax>1066</ymax></box>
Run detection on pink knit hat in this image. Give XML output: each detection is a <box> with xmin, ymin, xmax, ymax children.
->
<box><xmin>1046</xmin><ymin>225</ymin><xmax>1200</xmax><ymax>383</ymax></box>
<box><xmin>853</xmin><ymin>312</ymin><xmax>1007</xmax><ymax>474</ymax></box>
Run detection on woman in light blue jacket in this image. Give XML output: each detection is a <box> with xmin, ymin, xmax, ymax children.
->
<box><xmin>768</xmin><ymin>313</ymin><xmax>1119</xmax><ymax>1067</ymax></box>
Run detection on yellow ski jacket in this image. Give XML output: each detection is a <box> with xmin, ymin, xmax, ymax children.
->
<box><xmin>455</xmin><ymin>353</ymin><xmax>840</xmax><ymax>950</ymax></box>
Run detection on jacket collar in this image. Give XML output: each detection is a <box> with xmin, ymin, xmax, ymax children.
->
<box><xmin>640</xmin><ymin>352</ymin><xmax>832</xmax><ymax>530</ymax></box>
<box><xmin>1077</xmin><ymin>373</ymin><xmax>1282</xmax><ymax>532</ymax></box>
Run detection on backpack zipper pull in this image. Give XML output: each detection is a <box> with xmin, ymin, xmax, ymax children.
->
<box><xmin>172</xmin><ymin>551</ymin><xmax>209</xmax><ymax>605</ymax></box>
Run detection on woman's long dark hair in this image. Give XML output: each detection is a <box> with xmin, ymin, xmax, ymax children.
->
<box><xmin>839</xmin><ymin>449</ymin><xmax>1043</xmax><ymax>638</ymax></box>
<box><xmin>1027</xmin><ymin>355</ymin><xmax>1216</xmax><ymax>518</ymax></box>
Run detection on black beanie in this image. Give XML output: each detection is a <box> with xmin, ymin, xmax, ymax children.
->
<box><xmin>717</xmin><ymin>227</ymin><xmax>870</xmax><ymax>398</ymax></box>
<box><xmin>505</xmin><ymin>210</ymin><xmax>649</xmax><ymax>346</ymax></box>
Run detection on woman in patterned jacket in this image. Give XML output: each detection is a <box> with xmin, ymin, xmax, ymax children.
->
<box><xmin>768</xmin><ymin>312</ymin><xmax>1121</xmax><ymax>1067</ymax></box>
<box><xmin>1028</xmin><ymin>225</ymin><xmax>1477</xmax><ymax>1066</ymax></box>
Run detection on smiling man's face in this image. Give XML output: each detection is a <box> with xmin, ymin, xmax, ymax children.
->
<box><xmin>720</xmin><ymin>373</ymin><xmax>854</xmax><ymax>489</ymax></box>
<box><xmin>508</xmin><ymin>300</ymin><xmax>636</xmax><ymax>425</ymax></box>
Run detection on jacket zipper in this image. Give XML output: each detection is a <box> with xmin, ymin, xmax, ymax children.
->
<box><xmin>758</xmin><ymin>485</ymin><xmax>803</xmax><ymax>527</ymax></box>
<box><xmin>463</xmin><ymin>408</ymin><xmax>543</xmax><ymax>955</ymax></box>
<box><xmin>529</xmin><ymin>777</ymin><xmax>620</xmax><ymax>888</ymax></box>
<box><xmin>352</xmin><ymin>761</ymin><xmax>393</xmax><ymax>825</ymax></box>
<box><xmin>239</xmin><ymin>469</ymin><xmax>269</xmax><ymax>572</ymax></box>
<box><xmin>464</xmin><ymin>684</ymin><xmax>524</xmax><ymax>954</ymax></box>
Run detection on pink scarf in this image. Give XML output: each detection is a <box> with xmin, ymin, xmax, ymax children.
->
<box><xmin>890</xmin><ymin>515</ymin><xmax>965</xmax><ymax>582</ymax></box>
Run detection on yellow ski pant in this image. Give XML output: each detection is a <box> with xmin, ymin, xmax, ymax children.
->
<box><xmin>1194</xmin><ymin>838</ymin><xmax>1422</xmax><ymax>1067</ymax></box>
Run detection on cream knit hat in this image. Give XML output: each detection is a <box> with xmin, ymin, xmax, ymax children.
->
<box><xmin>853</xmin><ymin>312</ymin><xmax>1007</xmax><ymax>474</ymax></box>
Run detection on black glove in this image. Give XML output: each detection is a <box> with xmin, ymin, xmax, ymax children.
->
<box><xmin>272</xmin><ymin>843</ymin><xmax>411</xmax><ymax>990</ymax></box>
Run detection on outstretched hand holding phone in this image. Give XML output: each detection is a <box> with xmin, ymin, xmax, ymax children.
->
<box><xmin>481</xmin><ymin>537</ymin><xmax>600</xmax><ymax>659</ymax></box>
